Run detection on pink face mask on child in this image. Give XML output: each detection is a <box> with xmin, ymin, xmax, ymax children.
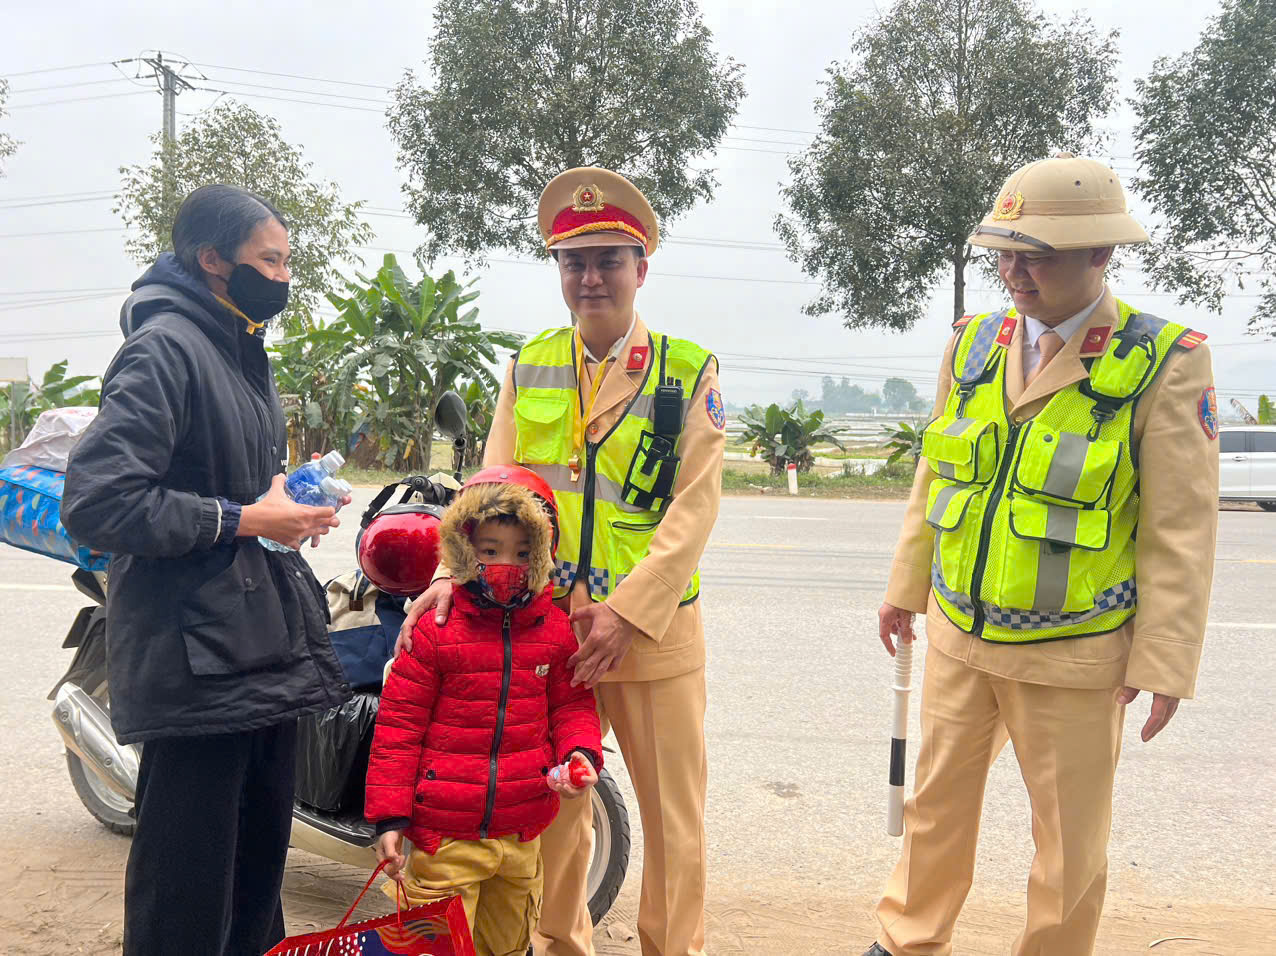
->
<box><xmin>477</xmin><ymin>564</ymin><xmax>530</xmax><ymax>606</ymax></box>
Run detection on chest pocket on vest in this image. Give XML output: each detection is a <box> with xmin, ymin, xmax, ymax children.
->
<box><xmin>621</xmin><ymin>431</ymin><xmax>681</xmax><ymax>512</ymax></box>
<box><xmin>1011</xmin><ymin>425</ymin><xmax>1121</xmax><ymax>507</ymax></box>
<box><xmin>922</xmin><ymin>416</ymin><xmax>1000</xmax><ymax>484</ymax></box>
<box><xmin>924</xmin><ymin>480</ymin><xmax>984</xmax><ymax>596</ymax></box>
<box><xmin>513</xmin><ymin>395</ymin><xmax>571</xmax><ymax>464</ymax></box>
<box><xmin>986</xmin><ymin>424</ymin><xmax>1124</xmax><ymax>614</ymax></box>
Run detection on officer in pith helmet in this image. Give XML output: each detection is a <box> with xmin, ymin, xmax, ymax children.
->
<box><xmin>399</xmin><ymin>167</ymin><xmax>725</xmax><ymax>956</ymax></box>
<box><xmin>865</xmin><ymin>154</ymin><xmax>1219</xmax><ymax>956</ymax></box>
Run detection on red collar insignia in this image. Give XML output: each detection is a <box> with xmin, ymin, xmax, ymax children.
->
<box><xmin>626</xmin><ymin>345</ymin><xmax>649</xmax><ymax>371</ymax></box>
<box><xmin>995</xmin><ymin>316</ymin><xmax>1017</xmax><ymax>346</ymax></box>
<box><xmin>1080</xmin><ymin>326</ymin><xmax>1112</xmax><ymax>356</ymax></box>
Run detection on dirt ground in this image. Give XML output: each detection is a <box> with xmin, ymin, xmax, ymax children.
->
<box><xmin>0</xmin><ymin>838</ymin><xmax>1272</xmax><ymax>955</ymax></box>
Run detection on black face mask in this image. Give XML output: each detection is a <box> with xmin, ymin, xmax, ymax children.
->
<box><xmin>227</xmin><ymin>263</ymin><xmax>289</xmax><ymax>323</ymax></box>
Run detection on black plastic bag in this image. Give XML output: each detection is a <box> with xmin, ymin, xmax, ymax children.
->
<box><xmin>295</xmin><ymin>692</ymin><xmax>380</xmax><ymax>813</ymax></box>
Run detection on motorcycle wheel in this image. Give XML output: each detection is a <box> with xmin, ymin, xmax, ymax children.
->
<box><xmin>66</xmin><ymin>750</ymin><xmax>135</xmax><ymax>835</ymax></box>
<box><xmin>587</xmin><ymin>767</ymin><xmax>631</xmax><ymax>926</ymax></box>
<box><xmin>65</xmin><ymin>678</ymin><xmax>136</xmax><ymax>836</ymax></box>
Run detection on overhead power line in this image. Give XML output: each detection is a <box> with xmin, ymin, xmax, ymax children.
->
<box><xmin>0</xmin><ymin>62</ymin><xmax>112</xmax><ymax>80</ymax></box>
<box><xmin>190</xmin><ymin>62</ymin><xmax>394</xmax><ymax>91</ymax></box>
<box><xmin>0</xmin><ymin>194</ymin><xmax>115</xmax><ymax>210</ymax></box>
<box><xmin>0</xmin><ymin>226</ymin><xmax>125</xmax><ymax>239</ymax></box>
<box><xmin>0</xmin><ymin>188</ymin><xmax>116</xmax><ymax>203</ymax></box>
<box><xmin>5</xmin><ymin>91</ymin><xmax>149</xmax><ymax>110</ymax></box>
<box><xmin>8</xmin><ymin>77</ymin><xmax>133</xmax><ymax>95</ymax></box>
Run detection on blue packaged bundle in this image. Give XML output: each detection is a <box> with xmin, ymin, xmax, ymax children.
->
<box><xmin>0</xmin><ymin>464</ymin><xmax>110</xmax><ymax>571</ymax></box>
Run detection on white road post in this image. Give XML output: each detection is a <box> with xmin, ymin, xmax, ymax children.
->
<box><xmin>887</xmin><ymin>637</ymin><xmax>914</xmax><ymax>837</ymax></box>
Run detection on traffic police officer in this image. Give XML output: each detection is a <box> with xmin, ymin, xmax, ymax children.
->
<box><xmin>865</xmin><ymin>154</ymin><xmax>1219</xmax><ymax>956</ymax></box>
<box><xmin>401</xmin><ymin>167</ymin><xmax>725</xmax><ymax>956</ymax></box>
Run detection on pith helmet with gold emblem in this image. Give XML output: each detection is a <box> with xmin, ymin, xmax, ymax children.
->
<box><xmin>539</xmin><ymin>167</ymin><xmax>660</xmax><ymax>257</ymax></box>
<box><xmin>968</xmin><ymin>153</ymin><xmax>1149</xmax><ymax>252</ymax></box>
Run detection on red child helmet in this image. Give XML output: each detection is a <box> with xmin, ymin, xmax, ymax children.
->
<box><xmin>461</xmin><ymin>465</ymin><xmax>560</xmax><ymax>556</ymax></box>
<box><xmin>356</xmin><ymin>503</ymin><xmax>445</xmax><ymax>597</ymax></box>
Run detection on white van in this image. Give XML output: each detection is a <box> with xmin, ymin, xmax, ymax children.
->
<box><xmin>1219</xmin><ymin>425</ymin><xmax>1276</xmax><ymax>511</ymax></box>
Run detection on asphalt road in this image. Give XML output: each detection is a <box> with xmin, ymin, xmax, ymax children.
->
<box><xmin>0</xmin><ymin>492</ymin><xmax>1272</xmax><ymax>953</ymax></box>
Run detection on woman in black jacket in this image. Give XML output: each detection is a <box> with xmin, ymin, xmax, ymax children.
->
<box><xmin>63</xmin><ymin>185</ymin><xmax>352</xmax><ymax>956</ymax></box>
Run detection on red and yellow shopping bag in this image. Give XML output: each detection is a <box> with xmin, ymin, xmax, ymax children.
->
<box><xmin>264</xmin><ymin>861</ymin><xmax>475</xmax><ymax>956</ymax></box>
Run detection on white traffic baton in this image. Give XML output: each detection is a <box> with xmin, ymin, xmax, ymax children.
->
<box><xmin>886</xmin><ymin>637</ymin><xmax>914</xmax><ymax>837</ymax></box>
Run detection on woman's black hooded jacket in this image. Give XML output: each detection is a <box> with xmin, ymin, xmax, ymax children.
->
<box><xmin>63</xmin><ymin>254</ymin><xmax>350</xmax><ymax>744</ymax></box>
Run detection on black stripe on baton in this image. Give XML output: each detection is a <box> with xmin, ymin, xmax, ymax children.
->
<box><xmin>889</xmin><ymin>737</ymin><xmax>906</xmax><ymax>787</ymax></box>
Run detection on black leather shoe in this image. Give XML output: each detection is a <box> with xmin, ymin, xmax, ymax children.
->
<box><xmin>862</xmin><ymin>945</ymin><xmax>893</xmax><ymax>956</ymax></box>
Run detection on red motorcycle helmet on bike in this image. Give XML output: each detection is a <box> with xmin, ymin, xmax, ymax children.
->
<box><xmin>355</xmin><ymin>503</ymin><xmax>445</xmax><ymax>597</ymax></box>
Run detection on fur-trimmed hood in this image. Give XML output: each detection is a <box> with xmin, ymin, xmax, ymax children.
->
<box><xmin>439</xmin><ymin>482</ymin><xmax>554</xmax><ymax>594</ymax></box>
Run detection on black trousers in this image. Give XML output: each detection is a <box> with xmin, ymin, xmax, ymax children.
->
<box><xmin>123</xmin><ymin>720</ymin><xmax>298</xmax><ymax>956</ymax></box>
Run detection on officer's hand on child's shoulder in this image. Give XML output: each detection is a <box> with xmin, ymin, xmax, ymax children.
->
<box><xmin>395</xmin><ymin>578</ymin><xmax>454</xmax><ymax>658</ymax></box>
<box><xmin>375</xmin><ymin>830</ymin><xmax>406</xmax><ymax>883</ymax></box>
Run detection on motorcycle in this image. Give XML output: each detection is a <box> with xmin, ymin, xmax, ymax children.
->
<box><xmin>46</xmin><ymin>391</ymin><xmax>630</xmax><ymax>926</ymax></box>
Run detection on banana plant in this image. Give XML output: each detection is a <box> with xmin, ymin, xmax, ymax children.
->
<box><xmin>321</xmin><ymin>254</ymin><xmax>523</xmax><ymax>471</ymax></box>
<box><xmin>738</xmin><ymin>399</ymin><xmax>846</xmax><ymax>475</ymax></box>
<box><xmin>881</xmin><ymin>419</ymin><xmax>926</xmax><ymax>467</ymax></box>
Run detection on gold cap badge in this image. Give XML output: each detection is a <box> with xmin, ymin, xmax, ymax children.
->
<box><xmin>572</xmin><ymin>184</ymin><xmax>606</xmax><ymax>212</ymax></box>
<box><xmin>993</xmin><ymin>191</ymin><xmax>1025</xmax><ymax>221</ymax></box>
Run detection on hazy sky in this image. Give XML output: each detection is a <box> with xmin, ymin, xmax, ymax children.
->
<box><xmin>2</xmin><ymin>0</ymin><xmax>1271</xmax><ymax>411</ymax></box>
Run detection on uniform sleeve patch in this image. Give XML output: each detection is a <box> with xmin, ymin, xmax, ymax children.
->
<box><xmin>1198</xmin><ymin>386</ymin><xmax>1219</xmax><ymax>440</ymax></box>
<box><xmin>706</xmin><ymin>388</ymin><xmax>726</xmax><ymax>430</ymax></box>
<box><xmin>1179</xmin><ymin>329</ymin><xmax>1208</xmax><ymax>350</ymax></box>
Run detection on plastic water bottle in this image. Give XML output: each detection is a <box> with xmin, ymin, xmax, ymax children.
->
<box><xmin>258</xmin><ymin>451</ymin><xmax>350</xmax><ymax>552</ymax></box>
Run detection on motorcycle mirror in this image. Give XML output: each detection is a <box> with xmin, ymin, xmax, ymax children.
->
<box><xmin>434</xmin><ymin>391</ymin><xmax>468</xmax><ymax>440</ymax></box>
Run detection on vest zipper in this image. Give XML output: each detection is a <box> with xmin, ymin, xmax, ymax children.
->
<box><xmin>967</xmin><ymin>421</ymin><xmax>1022</xmax><ymax>636</ymax></box>
<box><xmin>479</xmin><ymin>609</ymin><xmax>513</xmax><ymax>838</ymax></box>
<box><xmin>574</xmin><ymin>443</ymin><xmax>600</xmax><ymax>594</ymax></box>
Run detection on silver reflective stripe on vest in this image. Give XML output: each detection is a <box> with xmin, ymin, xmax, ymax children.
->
<box><xmin>1041</xmin><ymin>432</ymin><xmax>1091</xmax><ymax>499</ymax></box>
<box><xmin>1032</xmin><ymin>513</ymin><xmax>1077</xmax><ymax>611</ymax></box>
<box><xmin>935</xmin><ymin>417</ymin><xmax>977</xmax><ymax>479</ymax></box>
<box><xmin>596</xmin><ymin>473</ymin><xmax>644</xmax><ymax>512</ymax></box>
<box><xmin>526</xmin><ymin>462</ymin><xmax>642</xmax><ymax>514</ymax></box>
<box><xmin>928</xmin><ymin>481</ymin><xmax>964</xmax><ymax>524</ymax></box>
<box><xmin>526</xmin><ymin>462</ymin><xmax>577</xmax><ymax>492</ymax></box>
<box><xmin>516</xmin><ymin>364</ymin><xmax>577</xmax><ymax>390</ymax></box>
<box><xmin>955</xmin><ymin>311</ymin><xmax>1009</xmax><ymax>384</ymax></box>
<box><xmin>629</xmin><ymin>394</ymin><xmax>690</xmax><ymax>425</ymax></box>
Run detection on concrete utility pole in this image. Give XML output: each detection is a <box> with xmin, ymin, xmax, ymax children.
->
<box><xmin>139</xmin><ymin>53</ymin><xmax>194</xmax><ymax>143</ymax></box>
<box><xmin>133</xmin><ymin>53</ymin><xmax>195</xmax><ymax>214</ymax></box>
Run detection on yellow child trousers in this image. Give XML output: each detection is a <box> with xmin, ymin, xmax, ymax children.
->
<box><xmin>384</xmin><ymin>834</ymin><xmax>544</xmax><ymax>956</ymax></box>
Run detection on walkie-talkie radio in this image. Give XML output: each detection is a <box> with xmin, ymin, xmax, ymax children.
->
<box><xmin>620</xmin><ymin>336</ymin><xmax>685</xmax><ymax>512</ymax></box>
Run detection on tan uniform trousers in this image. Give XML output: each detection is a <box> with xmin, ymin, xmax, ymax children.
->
<box><xmin>388</xmin><ymin>834</ymin><xmax>543</xmax><ymax>956</ymax></box>
<box><xmin>533</xmin><ymin>666</ymin><xmax>708</xmax><ymax>956</ymax></box>
<box><xmin>876</xmin><ymin>642</ymin><xmax>1125</xmax><ymax>956</ymax></box>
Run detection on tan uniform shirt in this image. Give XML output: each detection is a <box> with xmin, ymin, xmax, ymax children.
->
<box><xmin>462</xmin><ymin>314</ymin><xmax>724</xmax><ymax>682</ymax></box>
<box><xmin>885</xmin><ymin>288</ymin><xmax>1218</xmax><ymax>699</ymax></box>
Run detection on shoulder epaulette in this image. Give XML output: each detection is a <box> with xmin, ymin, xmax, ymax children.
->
<box><xmin>1176</xmin><ymin>329</ymin><xmax>1208</xmax><ymax>350</ymax></box>
<box><xmin>953</xmin><ymin>313</ymin><xmax>975</xmax><ymax>329</ymax></box>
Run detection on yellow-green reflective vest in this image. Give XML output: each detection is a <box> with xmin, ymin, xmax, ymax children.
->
<box><xmin>924</xmin><ymin>300</ymin><xmax>1194</xmax><ymax>643</ymax></box>
<box><xmin>512</xmin><ymin>327</ymin><xmax>715</xmax><ymax>604</ymax></box>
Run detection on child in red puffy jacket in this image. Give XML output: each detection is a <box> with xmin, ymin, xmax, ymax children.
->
<box><xmin>365</xmin><ymin>473</ymin><xmax>602</xmax><ymax>954</ymax></box>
